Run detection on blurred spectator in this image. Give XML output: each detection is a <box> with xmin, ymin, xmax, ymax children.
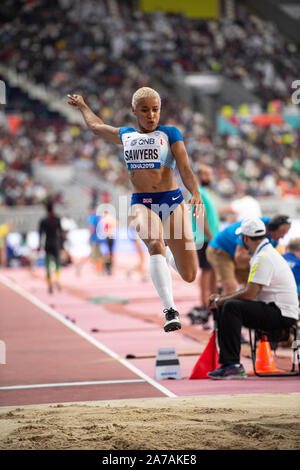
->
<box><xmin>87</xmin><ymin>205</ymin><xmax>103</xmax><ymax>273</ymax></box>
<box><xmin>0</xmin><ymin>0</ymin><xmax>299</xmax><ymax>206</ymax></box>
<box><xmin>99</xmin><ymin>210</ymin><xmax>118</xmax><ymax>275</ymax></box>
<box><xmin>1</xmin><ymin>0</ymin><xmax>299</xmax><ymax>104</ymax></box>
<box><xmin>0</xmin><ymin>222</ymin><xmax>10</xmax><ymax>266</ymax></box>
<box><xmin>1</xmin><ymin>104</ymin><xmax>299</xmax><ymax>206</ymax></box>
<box><xmin>38</xmin><ymin>201</ymin><xmax>63</xmax><ymax>293</ymax></box>
<box><xmin>219</xmin><ymin>189</ymin><xmax>262</xmax><ymax>222</ymax></box>
<box><xmin>283</xmin><ymin>238</ymin><xmax>300</xmax><ymax>295</ymax></box>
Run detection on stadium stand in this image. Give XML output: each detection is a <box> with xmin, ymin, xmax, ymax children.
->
<box><xmin>0</xmin><ymin>0</ymin><xmax>299</xmax><ymax>219</ymax></box>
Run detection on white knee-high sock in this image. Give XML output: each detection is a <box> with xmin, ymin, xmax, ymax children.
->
<box><xmin>149</xmin><ymin>254</ymin><xmax>176</xmax><ymax>311</ymax></box>
<box><xmin>165</xmin><ymin>246</ymin><xmax>179</xmax><ymax>274</ymax></box>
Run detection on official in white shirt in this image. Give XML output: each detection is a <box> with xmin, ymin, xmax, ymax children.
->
<box><xmin>207</xmin><ymin>217</ymin><xmax>299</xmax><ymax>380</ymax></box>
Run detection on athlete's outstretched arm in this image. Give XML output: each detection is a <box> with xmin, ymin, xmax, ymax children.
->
<box><xmin>171</xmin><ymin>140</ymin><xmax>203</xmax><ymax>214</ymax></box>
<box><xmin>67</xmin><ymin>94</ymin><xmax>121</xmax><ymax>144</ymax></box>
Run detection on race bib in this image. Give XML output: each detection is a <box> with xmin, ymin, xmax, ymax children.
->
<box><xmin>123</xmin><ymin>134</ymin><xmax>161</xmax><ymax>170</ymax></box>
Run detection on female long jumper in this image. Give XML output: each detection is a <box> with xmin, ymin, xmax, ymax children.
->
<box><xmin>68</xmin><ymin>87</ymin><xmax>203</xmax><ymax>332</ymax></box>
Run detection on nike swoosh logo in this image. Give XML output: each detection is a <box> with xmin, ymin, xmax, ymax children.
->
<box><xmin>172</xmin><ymin>196</ymin><xmax>180</xmax><ymax>200</ymax></box>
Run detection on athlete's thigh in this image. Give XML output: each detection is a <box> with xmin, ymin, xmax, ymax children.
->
<box><xmin>163</xmin><ymin>202</ymin><xmax>197</xmax><ymax>269</ymax></box>
<box><xmin>129</xmin><ymin>203</ymin><xmax>163</xmax><ymax>246</ymax></box>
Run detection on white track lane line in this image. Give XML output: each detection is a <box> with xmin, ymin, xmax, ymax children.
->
<box><xmin>0</xmin><ymin>274</ymin><xmax>176</xmax><ymax>398</ymax></box>
<box><xmin>0</xmin><ymin>380</ymin><xmax>145</xmax><ymax>390</ymax></box>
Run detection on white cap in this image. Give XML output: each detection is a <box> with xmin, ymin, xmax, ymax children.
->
<box><xmin>235</xmin><ymin>218</ymin><xmax>266</xmax><ymax>237</ymax></box>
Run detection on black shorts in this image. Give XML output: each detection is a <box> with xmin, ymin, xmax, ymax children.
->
<box><xmin>197</xmin><ymin>241</ymin><xmax>212</xmax><ymax>270</ymax></box>
<box><xmin>45</xmin><ymin>245</ymin><xmax>60</xmax><ymax>262</ymax></box>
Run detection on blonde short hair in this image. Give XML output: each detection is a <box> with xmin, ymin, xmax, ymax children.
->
<box><xmin>131</xmin><ymin>87</ymin><xmax>161</xmax><ymax>109</ymax></box>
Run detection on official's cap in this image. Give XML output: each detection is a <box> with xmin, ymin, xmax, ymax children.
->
<box><xmin>235</xmin><ymin>218</ymin><xmax>266</xmax><ymax>237</ymax></box>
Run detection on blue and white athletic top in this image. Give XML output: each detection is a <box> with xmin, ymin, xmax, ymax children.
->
<box><xmin>119</xmin><ymin>125</ymin><xmax>183</xmax><ymax>171</ymax></box>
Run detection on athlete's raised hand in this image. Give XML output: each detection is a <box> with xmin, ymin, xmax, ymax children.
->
<box><xmin>67</xmin><ymin>94</ymin><xmax>86</xmax><ymax>110</ymax></box>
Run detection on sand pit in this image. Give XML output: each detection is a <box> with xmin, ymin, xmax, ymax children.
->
<box><xmin>0</xmin><ymin>393</ymin><xmax>299</xmax><ymax>450</ymax></box>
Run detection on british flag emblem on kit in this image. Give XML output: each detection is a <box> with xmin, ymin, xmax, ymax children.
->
<box><xmin>143</xmin><ymin>198</ymin><xmax>152</xmax><ymax>203</ymax></box>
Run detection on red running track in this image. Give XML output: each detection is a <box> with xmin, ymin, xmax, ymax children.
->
<box><xmin>0</xmin><ymin>280</ymin><xmax>170</xmax><ymax>407</ymax></box>
<box><xmin>0</xmin><ymin>257</ymin><xmax>299</xmax><ymax>407</ymax></box>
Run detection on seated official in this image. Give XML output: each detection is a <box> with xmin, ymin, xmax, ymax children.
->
<box><xmin>207</xmin><ymin>218</ymin><xmax>299</xmax><ymax>380</ymax></box>
<box><xmin>206</xmin><ymin>214</ymin><xmax>291</xmax><ymax>295</ymax></box>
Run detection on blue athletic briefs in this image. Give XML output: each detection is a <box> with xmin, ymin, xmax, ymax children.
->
<box><xmin>131</xmin><ymin>188</ymin><xmax>184</xmax><ymax>222</ymax></box>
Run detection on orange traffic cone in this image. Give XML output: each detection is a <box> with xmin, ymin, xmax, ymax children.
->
<box><xmin>249</xmin><ymin>335</ymin><xmax>282</xmax><ymax>374</ymax></box>
<box><xmin>189</xmin><ymin>331</ymin><xmax>220</xmax><ymax>379</ymax></box>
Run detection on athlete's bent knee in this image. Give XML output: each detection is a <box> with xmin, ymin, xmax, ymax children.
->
<box><xmin>147</xmin><ymin>239</ymin><xmax>165</xmax><ymax>256</ymax></box>
<box><xmin>181</xmin><ymin>267</ymin><xmax>197</xmax><ymax>283</ymax></box>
